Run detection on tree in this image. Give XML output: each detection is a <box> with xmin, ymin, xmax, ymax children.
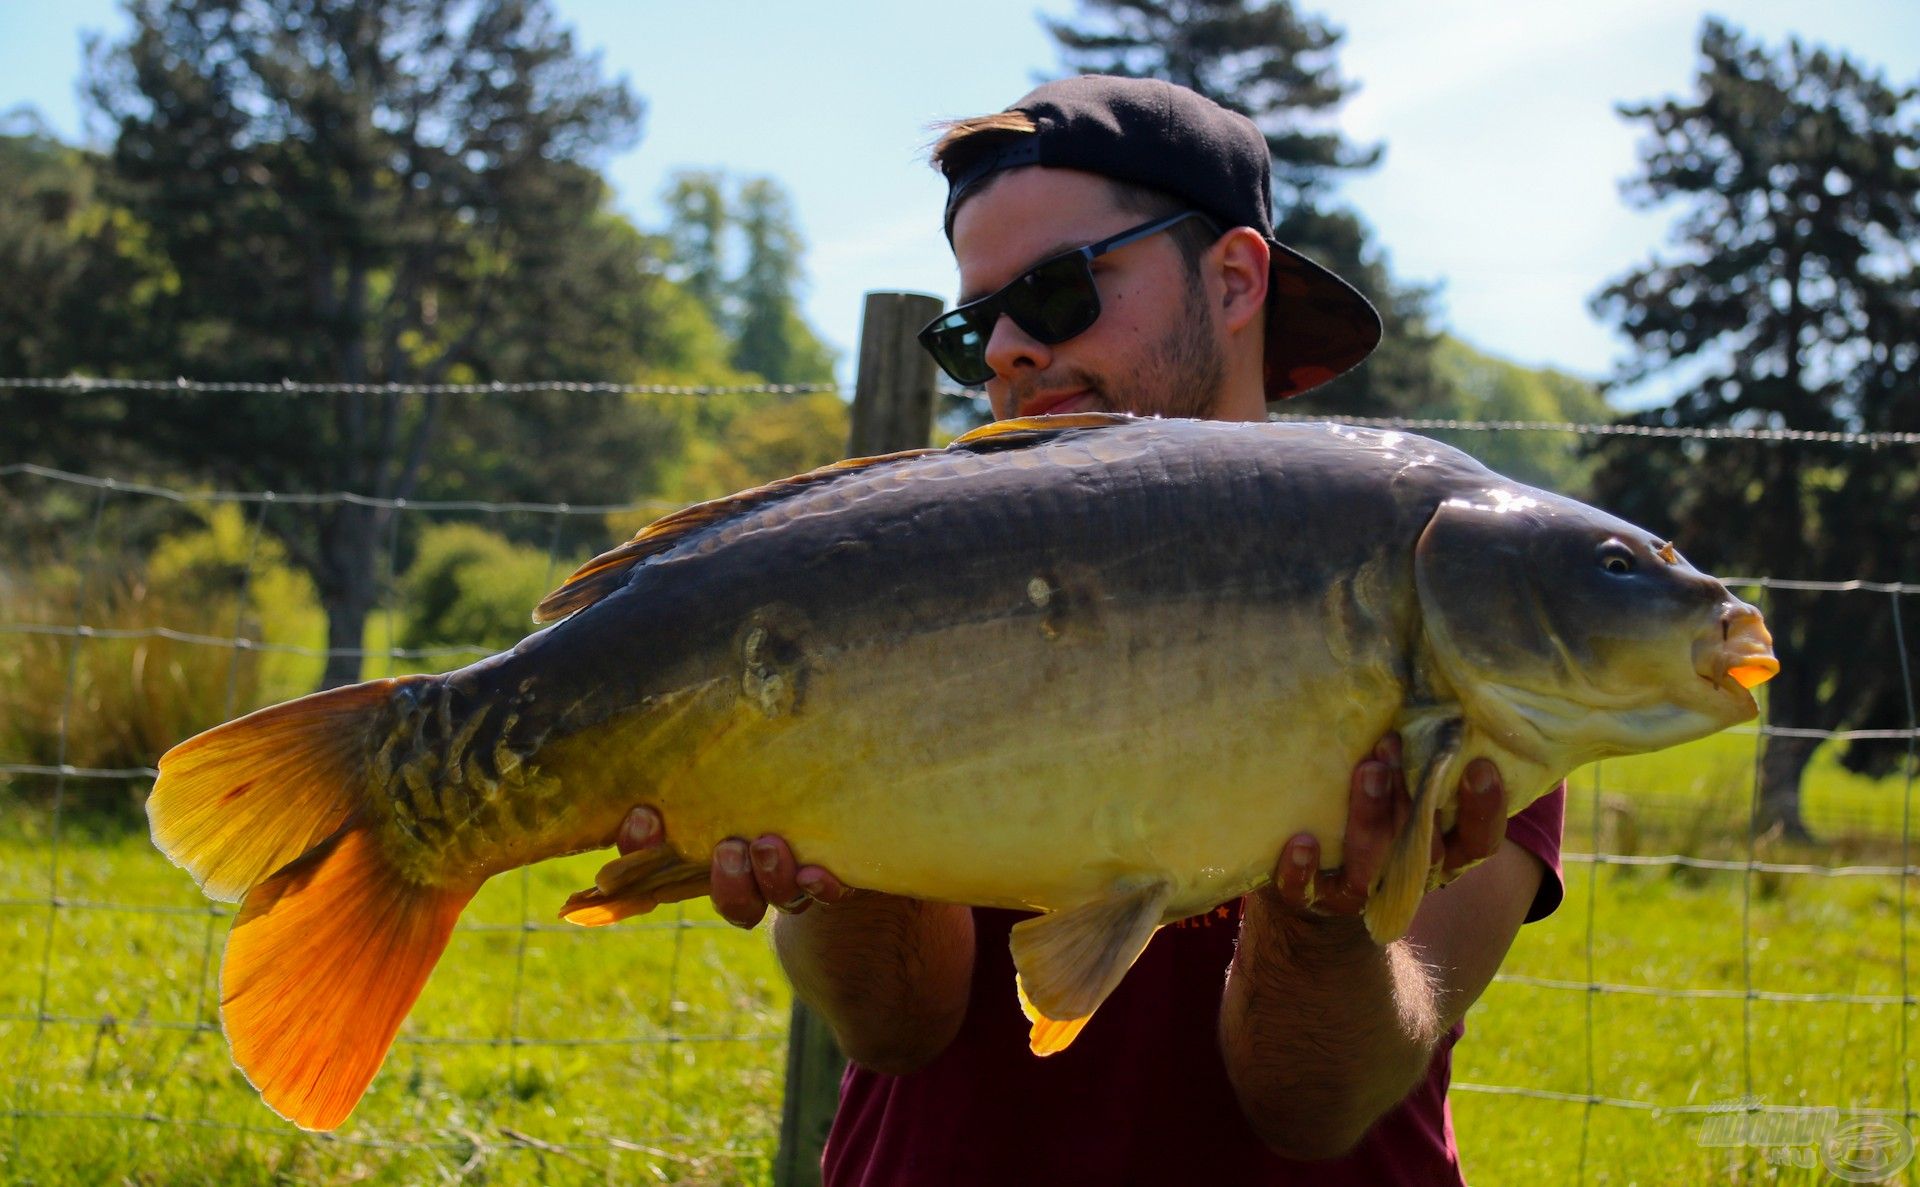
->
<box><xmin>660</xmin><ymin>169</ymin><xmax>837</xmax><ymax>385</ymax></box>
<box><xmin>662</xmin><ymin>169</ymin><xmax>729</xmax><ymax>325</ymax></box>
<box><xmin>1043</xmin><ymin>0</ymin><xmax>1442</xmax><ymax>417</ymax></box>
<box><xmin>1588</xmin><ymin>19</ymin><xmax>1920</xmax><ymax>840</ymax></box>
<box><xmin>731</xmin><ymin>177</ymin><xmax>835</xmax><ymax>384</ymax></box>
<box><xmin>75</xmin><ymin>0</ymin><xmax>654</xmax><ymax>687</ymax></box>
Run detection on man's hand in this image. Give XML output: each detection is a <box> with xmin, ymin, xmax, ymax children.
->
<box><xmin>615</xmin><ymin>807</ymin><xmax>856</xmax><ymax>930</ymax></box>
<box><xmin>1264</xmin><ymin>733</ymin><xmax>1507</xmax><ymax>917</ymax></box>
<box><xmin>615</xmin><ymin>807</ymin><xmax>972</xmax><ymax>1072</ymax></box>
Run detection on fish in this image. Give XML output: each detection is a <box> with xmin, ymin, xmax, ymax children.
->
<box><xmin>148</xmin><ymin>412</ymin><xmax>1778</xmax><ymax>1130</ymax></box>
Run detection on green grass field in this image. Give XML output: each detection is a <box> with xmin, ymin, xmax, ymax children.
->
<box><xmin>0</xmin><ymin>806</ymin><xmax>791</xmax><ymax>1185</ymax></box>
<box><xmin>2</xmin><ymin>732</ymin><xmax>1915</xmax><ymax>1185</ymax></box>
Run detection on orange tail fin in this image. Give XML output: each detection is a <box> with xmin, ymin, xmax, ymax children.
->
<box><xmin>223</xmin><ymin>825</ymin><xmax>477</xmax><ymax>1131</ymax></box>
<box><xmin>149</xmin><ymin>677</ymin><xmax>429</xmax><ymax>901</ymax></box>
<box><xmin>151</xmin><ymin>674</ymin><xmax>468</xmax><ymax>1129</ymax></box>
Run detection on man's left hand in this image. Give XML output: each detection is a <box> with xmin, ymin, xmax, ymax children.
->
<box><xmin>1263</xmin><ymin>732</ymin><xmax>1507</xmax><ymax>918</ymax></box>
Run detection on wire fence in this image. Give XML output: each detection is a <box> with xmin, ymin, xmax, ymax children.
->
<box><xmin>2</xmin><ymin>381</ymin><xmax>1917</xmax><ymax>1182</ymax></box>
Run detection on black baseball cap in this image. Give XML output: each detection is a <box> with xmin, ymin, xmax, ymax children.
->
<box><xmin>940</xmin><ymin>75</ymin><xmax>1382</xmax><ymax>401</ymax></box>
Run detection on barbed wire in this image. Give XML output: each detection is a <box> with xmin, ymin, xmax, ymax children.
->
<box><xmin>1268</xmin><ymin>411</ymin><xmax>1920</xmax><ymax>448</ymax></box>
<box><xmin>1450</xmin><ymin>1083</ymin><xmax>1917</xmax><ymax>1120</ymax></box>
<box><xmin>9</xmin><ymin>374</ymin><xmax>1920</xmax><ymax>447</ymax></box>
<box><xmin>2</xmin><ymin>376</ymin><xmax>840</xmax><ymax>397</ymax></box>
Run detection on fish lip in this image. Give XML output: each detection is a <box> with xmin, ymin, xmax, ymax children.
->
<box><xmin>1697</xmin><ymin>634</ymin><xmax>1780</xmax><ymax>700</ymax></box>
<box><xmin>1018</xmin><ymin>389</ymin><xmax>1099</xmax><ymax>418</ymax></box>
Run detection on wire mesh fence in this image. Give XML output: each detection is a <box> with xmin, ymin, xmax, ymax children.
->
<box><xmin>1</xmin><ymin>380</ymin><xmax>1916</xmax><ymax>1183</ymax></box>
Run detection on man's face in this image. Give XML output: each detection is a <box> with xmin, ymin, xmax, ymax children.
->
<box><xmin>949</xmin><ymin>166</ymin><xmax>1228</xmax><ymax>422</ymax></box>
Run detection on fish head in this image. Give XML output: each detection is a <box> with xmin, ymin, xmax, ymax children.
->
<box><xmin>1414</xmin><ymin>485</ymin><xmax>1777</xmax><ymax>766</ymax></box>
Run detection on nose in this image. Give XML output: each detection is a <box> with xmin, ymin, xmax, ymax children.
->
<box><xmin>982</xmin><ymin>313</ymin><xmax>1053</xmax><ymax>385</ymax></box>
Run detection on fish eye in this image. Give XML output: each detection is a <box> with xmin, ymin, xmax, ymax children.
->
<box><xmin>1599</xmin><ymin>541</ymin><xmax>1636</xmax><ymax>575</ymax></box>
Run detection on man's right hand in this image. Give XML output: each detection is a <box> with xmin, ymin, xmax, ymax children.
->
<box><xmin>616</xmin><ymin>807</ymin><xmax>858</xmax><ymax>929</ymax></box>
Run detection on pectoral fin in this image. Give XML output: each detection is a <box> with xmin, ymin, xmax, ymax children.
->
<box><xmin>1362</xmin><ymin>737</ymin><xmax>1463</xmax><ymax>944</ymax></box>
<box><xmin>1009</xmin><ymin>880</ymin><xmax>1171</xmax><ymax>1056</ymax></box>
<box><xmin>559</xmin><ymin>847</ymin><xmax>709</xmax><ymax>926</ymax></box>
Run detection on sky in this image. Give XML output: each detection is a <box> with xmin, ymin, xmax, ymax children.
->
<box><xmin>2</xmin><ymin>0</ymin><xmax>1916</xmax><ymax>396</ymax></box>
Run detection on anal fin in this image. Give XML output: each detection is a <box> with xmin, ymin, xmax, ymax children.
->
<box><xmin>1009</xmin><ymin>880</ymin><xmax>1171</xmax><ymax>1056</ymax></box>
<box><xmin>559</xmin><ymin>846</ymin><xmax>710</xmax><ymax>926</ymax></box>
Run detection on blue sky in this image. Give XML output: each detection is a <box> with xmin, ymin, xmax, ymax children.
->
<box><xmin>3</xmin><ymin>1</ymin><xmax>1916</xmax><ymax>394</ymax></box>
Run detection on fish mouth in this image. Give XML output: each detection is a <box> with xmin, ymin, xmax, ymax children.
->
<box><xmin>1696</xmin><ymin>607</ymin><xmax>1779</xmax><ymax>697</ymax></box>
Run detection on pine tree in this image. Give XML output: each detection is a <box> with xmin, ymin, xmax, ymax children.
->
<box><xmin>1589</xmin><ymin>19</ymin><xmax>1920</xmax><ymax>839</ymax></box>
<box><xmin>1042</xmin><ymin>0</ymin><xmax>1441</xmax><ymax>416</ymax></box>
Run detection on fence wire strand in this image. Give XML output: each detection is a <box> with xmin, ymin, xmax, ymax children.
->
<box><xmin>4</xmin><ymin>387</ymin><xmax>1917</xmax><ymax>1177</ymax></box>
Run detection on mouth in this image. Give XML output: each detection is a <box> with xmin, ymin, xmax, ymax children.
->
<box><xmin>1019</xmin><ymin>389</ymin><xmax>1101</xmax><ymax>418</ymax></box>
<box><xmin>1697</xmin><ymin>611</ymin><xmax>1779</xmax><ymax>697</ymax></box>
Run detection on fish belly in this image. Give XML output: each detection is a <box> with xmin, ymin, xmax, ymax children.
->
<box><xmin>539</xmin><ymin>593</ymin><xmax>1406</xmax><ymax>917</ymax></box>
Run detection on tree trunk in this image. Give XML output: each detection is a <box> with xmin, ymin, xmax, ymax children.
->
<box><xmin>1755</xmin><ymin>731</ymin><xmax>1819</xmax><ymax>844</ymax></box>
<box><xmin>316</xmin><ymin>502</ymin><xmax>385</xmax><ymax>690</ymax></box>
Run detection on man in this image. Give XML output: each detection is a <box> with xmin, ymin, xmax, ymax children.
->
<box><xmin>619</xmin><ymin>76</ymin><xmax>1565</xmax><ymax>1183</ymax></box>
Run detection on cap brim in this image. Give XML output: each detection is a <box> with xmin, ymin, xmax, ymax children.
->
<box><xmin>1263</xmin><ymin>241</ymin><xmax>1383</xmax><ymax>401</ymax></box>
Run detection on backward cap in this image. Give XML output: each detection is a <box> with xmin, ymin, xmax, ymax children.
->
<box><xmin>942</xmin><ymin>75</ymin><xmax>1382</xmax><ymax>401</ymax></box>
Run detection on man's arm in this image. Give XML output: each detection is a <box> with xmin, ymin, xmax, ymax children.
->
<box><xmin>1218</xmin><ymin>739</ymin><xmax>1544</xmax><ymax>1160</ymax></box>
<box><xmin>612</xmin><ymin>811</ymin><xmax>973</xmax><ymax>1074</ymax></box>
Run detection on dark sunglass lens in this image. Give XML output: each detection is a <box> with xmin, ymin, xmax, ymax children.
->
<box><xmin>1005</xmin><ymin>255</ymin><xmax>1099</xmax><ymax>343</ymax></box>
<box><xmin>923</xmin><ymin>317</ymin><xmax>994</xmax><ymax>385</ymax></box>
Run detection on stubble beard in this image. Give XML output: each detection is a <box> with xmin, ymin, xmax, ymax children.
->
<box><xmin>1000</xmin><ymin>272</ymin><xmax>1229</xmax><ymax>420</ymax></box>
<box><xmin>1096</xmin><ymin>273</ymin><xmax>1229</xmax><ymax>420</ymax></box>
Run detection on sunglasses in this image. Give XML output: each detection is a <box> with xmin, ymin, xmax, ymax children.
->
<box><xmin>918</xmin><ymin>210</ymin><xmax>1219</xmax><ymax>387</ymax></box>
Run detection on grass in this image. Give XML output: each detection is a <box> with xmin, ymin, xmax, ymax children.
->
<box><xmin>0</xmin><ymin>807</ymin><xmax>791</xmax><ymax>1185</ymax></box>
<box><xmin>5</xmin><ymin>755</ymin><xmax>1915</xmax><ymax>1186</ymax></box>
<box><xmin>1451</xmin><ymin>746</ymin><xmax>1919</xmax><ymax>1186</ymax></box>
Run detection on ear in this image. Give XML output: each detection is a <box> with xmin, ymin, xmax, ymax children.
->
<box><xmin>1212</xmin><ymin>227</ymin><xmax>1269</xmax><ymax>334</ymax></box>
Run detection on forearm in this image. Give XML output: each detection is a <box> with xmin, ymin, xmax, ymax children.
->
<box><xmin>770</xmin><ymin>892</ymin><xmax>974</xmax><ymax>1074</ymax></box>
<box><xmin>1219</xmin><ymin>889</ymin><xmax>1445</xmax><ymax>1160</ymax></box>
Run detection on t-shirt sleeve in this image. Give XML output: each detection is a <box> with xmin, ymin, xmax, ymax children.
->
<box><xmin>1504</xmin><ymin>782</ymin><xmax>1567</xmax><ymax>923</ymax></box>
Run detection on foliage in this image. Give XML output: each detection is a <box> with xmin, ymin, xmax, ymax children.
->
<box><xmin>398</xmin><ymin>522</ymin><xmax>555</xmax><ymax>654</ymax></box>
<box><xmin>656</xmin><ymin>390</ymin><xmax>851</xmax><ymax>505</ymax></box>
<box><xmin>1417</xmin><ymin>335</ymin><xmax>1614</xmax><ymax>496</ymax></box>
<box><xmin>1043</xmin><ymin>0</ymin><xmax>1443</xmax><ymax>417</ymax></box>
<box><xmin>0</xmin><ymin>505</ymin><xmax>323</xmax><ymax>812</ymax></box>
<box><xmin>661</xmin><ymin>169</ymin><xmax>838</xmax><ymax>385</ymax></box>
<box><xmin>1587</xmin><ymin>18</ymin><xmax>1920</xmax><ymax>838</ymax></box>
<box><xmin>41</xmin><ymin>0</ymin><xmax>660</xmax><ymax>689</ymax></box>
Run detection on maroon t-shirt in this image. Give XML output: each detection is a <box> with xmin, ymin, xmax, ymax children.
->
<box><xmin>824</xmin><ymin>785</ymin><xmax>1566</xmax><ymax>1186</ymax></box>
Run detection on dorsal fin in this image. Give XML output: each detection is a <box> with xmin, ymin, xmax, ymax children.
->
<box><xmin>534</xmin><ymin>413</ymin><xmax>1147</xmax><ymax>624</ymax></box>
<box><xmin>949</xmin><ymin>411</ymin><xmax>1144</xmax><ymax>452</ymax></box>
<box><xmin>533</xmin><ymin>445</ymin><xmax>940</xmax><ymax>623</ymax></box>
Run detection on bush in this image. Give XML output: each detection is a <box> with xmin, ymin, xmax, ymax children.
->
<box><xmin>399</xmin><ymin>522</ymin><xmax>556</xmax><ymax>656</ymax></box>
<box><xmin>0</xmin><ymin>505</ymin><xmax>324</xmax><ymax>817</ymax></box>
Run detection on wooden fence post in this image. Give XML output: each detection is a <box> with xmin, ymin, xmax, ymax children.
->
<box><xmin>774</xmin><ymin>290</ymin><xmax>943</xmax><ymax>1187</ymax></box>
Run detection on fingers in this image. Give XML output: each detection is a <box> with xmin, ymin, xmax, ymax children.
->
<box><xmin>1337</xmin><ymin>743</ymin><xmax>1403</xmax><ymax>904</ymax></box>
<box><xmin>616</xmin><ymin>806</ymin><xmax>662</xmax><ymax>855</ymax></box>
<box><xmin>714</xmin><ymin>835</ymin><xmax>852</xmax><ymax>928</ymax></box>
<box><xmin>616</xmin><ymin>809</ymin><xmax>848</xmax><ymax>928</ymax></box>
<box><xmin>1270</xmin><ymin>834</ymin><xmax>1322</xmax><ymax>911</ymax></box>
<box><xmin>708</xmin><ymin>838</ymin><xmax>769</xmax><ymax>928</ymax></box>
<box><xmin>1440</xmin><ymin>758</ymin><xmax>1508</xmax><ymax>877</ymax></box>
